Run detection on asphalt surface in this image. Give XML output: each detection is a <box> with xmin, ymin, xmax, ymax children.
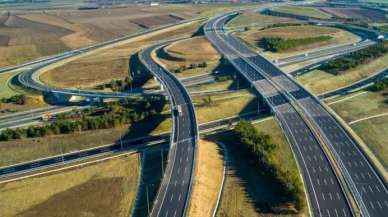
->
<box><xmin>206</xmin><ymin>12</ymin><xmax>388</xmax><ymax>217</ymax></box>
<box><xmin>139</xmin><ymin>42</ymin><xmax>198</xmax><ymax>217</ymax></box>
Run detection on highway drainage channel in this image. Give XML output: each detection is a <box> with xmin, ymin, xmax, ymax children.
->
<box><xmin>131</xmin><ymin>144</ymin><xmax>169</xmax><ymax>217</ymax></box>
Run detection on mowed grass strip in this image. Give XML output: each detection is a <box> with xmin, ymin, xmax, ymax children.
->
<box><xmin>0</xmin><ymin>153</ymin><xmax>140</xmax><ymax>217</ymax></box>
<box><xmin>188</xmin><ymin>139</ymin><xmax>224</xmax><ymax>217</ymax></box>
<box><xmin>271</xmin><ymin>6</ymin><xmax>332</xmax><ymax>20</ymax></box>
<box><xmin>328</xmin><ymin>89</ymin><xmax>388</xmax><ymax>169</ymax></box>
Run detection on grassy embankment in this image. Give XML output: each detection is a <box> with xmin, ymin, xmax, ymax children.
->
<box><xmin>297</xmin><ymin>42</ymin><xmax>388</xmax><ymax>94</ymax></box>
<box><xmin>0</xmin><ymin>153</ymin><xmax>140</xmax><ymax>217</ymax></box>
<box><xmin>270</xmin><ymin>6</ymin><xmax>332</xmax><ymax>20</ymax></box>
<box><xmin>326</xmin><ymin>89</ymin><xmax>388</xmax><ymax>170</ymax></box>
<box><xmin>209</xmin><ymin>118</ymin><xmax>306</xmax><ymax>217</ymax></box>
<box><xmin>237</xmin><ymin>25</ymin><xmax>360</xmax><ymax>60</ymax></box>
<box><xmin>226</xmin><ymin>10</ymin><xmax>297</xmax><ymax>29</ymax></box>
<box><xmin>187</xmin><ymin>139</ymin><xmax>224</xmax><ymax>217</ymax></box>
<box><xmin>39</xmin><ymin>21</ymin><xmax>201</xmax><ymax>89</ymax></box>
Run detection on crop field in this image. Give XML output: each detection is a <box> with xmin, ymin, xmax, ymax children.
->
<box><xmin>271</xmin><ymin>6</ymin><xmax>332</xmax><ymax>20</ymax></box>
<box><xmin>40</xmin><ymin>21</ymin><xmax>201</xmax><ymax>89</ymax></box>
<box><xmin>320</xmin><ymin>7</ymin><xmax>388</xmax><ymax>22</ymax></box>
<box><xmin>238</xmin><ymin>25</ymin><xmax>360</xmax><ymax>59</ymax></box>
<box><xmin>0</xmin><ymin>153</ymin><xmax>140</xmax><ymax>217</ymax></box>
<box><xmin>0</xmin><ymin>4</ymin><xmax>220</xmax><ymax>68</ymax></box>
<box><xmin>328</xmin><ymin>90</ymin><xmax>388</xmax><ymax>169</ymax></box>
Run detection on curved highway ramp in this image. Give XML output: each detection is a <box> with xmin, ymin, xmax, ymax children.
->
<box><xmin>139</xmin><ymin>42</ymin><xmax>198</xmax><ymax>217</ymax></box>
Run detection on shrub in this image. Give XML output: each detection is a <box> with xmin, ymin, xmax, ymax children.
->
<box><xmin>259</xmin><ymin>35</ymin><xmax>332</xmax><ymax>52</ymax></box>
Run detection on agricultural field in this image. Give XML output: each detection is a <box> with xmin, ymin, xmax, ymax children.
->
<box><xmin>326</xmin><ymin>89</ymin><xmax>388</xmax><ymax>170</ymax></box>
<box><xmin>237</xmin><ymin>25</ymin><xmax>360</xmax><ymax>59</ymax></box>
<box><xmin>270</xmin><ymin>6</ymin><xmax>332</xmax><ymax>20</ymax></box>
<box><xmin>0</xmin><ymin>4</ymin><xmax>236</xmax><ymax>68</ymax></box>
<box><xmin>319</xmin><ymin>7</ymin><xmax>388</xmax><ymax>22</ymax></box>
<box><xmin>0</xmin><ymin>153</ymin><xmax>140</xmax><ymax>217</ymax></box>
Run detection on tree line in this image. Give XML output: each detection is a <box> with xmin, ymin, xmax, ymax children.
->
<box><xmin>0</xmin><ymin>94</ymin><xmax>26</xmax><ymax>105</ymax></box>
<box><xmin>233</xmin><ymin>121</ymin><xmax>306</xmax><ymax>212</ymax></box>
<box><xmin>320</xmin><ymin>42</ymin><xmax>388</xmax><ymax>75</ymax></box>
<box><xmin>259</xmin><ymin>35</ymin><xmax>332</xmax><ymax>52</ymax></box>
<box><xmin>0</xmin><ymin>96</ymin><xmax>165</xmax><ymax>141</ymax></box>
<box><xmin>173</xmin><ymin>62</ymin><xmax>207</xmax><ymax>74</ymax></box>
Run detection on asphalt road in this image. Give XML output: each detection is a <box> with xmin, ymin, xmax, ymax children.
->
<box><xmin>139</xmin><ymin>42</ymin><xmax>198</xmax><ymax>217</ymax></box>
<box><xmin>206</xmin><ymin>13</ymin><xmax>354</xmax><ymax>217</ymax></box>
<box><xmin>206</xmin><ymin>12</ymin><xmax>388</xmax><ymax>217</ymax></box>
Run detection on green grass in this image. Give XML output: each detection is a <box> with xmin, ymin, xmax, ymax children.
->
<box><xmin>328</xmin><ymin>89</ymin><xmax>388</xmax><ymax>170</ymax></box>
<box><xmin>226</xmin><ymin>12</ymin><xmax>295</xmax><ymax>29</ymax></box>
<box><xmin>210</xmin><ymin>118</ymin><xmax>305</xmax><ymax>216</ymax></box>
<box><xmin>351</xmin><ymin>115</ymin><xmax>388</xmax><ymax>170</ymax></box>
<box><xmin>271</xmin><ymin>6</ymin><xmax>332</xmax><ymax>20</ymax></box>
<box><xmin>0</xmin><ymin>71</ymin><xmax>21</xmax><ymax>98</ymax></box>
<box><xmin>0</xmin><ymin>153</ymin><xmax>140</xmax><ymax>217</ymax></box>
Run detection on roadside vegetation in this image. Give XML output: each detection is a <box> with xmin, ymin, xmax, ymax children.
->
<box><xmin>233</xmin><ymin>121</ymin><xmax>305</xmax><ymax>212</ymax></box>
<box><xmin>0</xmin><ymin>153</ymin><xmax>140</xmax><ymax>217</ymax></box>
<box><xmin>210</xmin><ymin>118</ymin><xmax>305</xmax><ymax>216</ymax></box>
<box><xmin>237</xmin><ymin>25</ymin><xmax>360</xmax><ymax>59</ymax></box>
<box><xmin>320</xmin><ymin>42</ymin><xmax>388</xmax><ymax>75</ymax></box>
<box><xmin>259</xmin><ymin>35</ymin><xmax>332</xmax><ymax>52</ymax></box>
<box><xmin>369</xmin><ymin>78</ymin><xmax>388</xmax><ymax>92</ymax></box>
<box><xmin>0</xmin><ymin>96</ymin><xmax>165</xmax><ymax>141</ymax></box>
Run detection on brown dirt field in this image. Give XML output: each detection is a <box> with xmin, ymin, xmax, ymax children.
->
<box><xmin>0</xmin><ymin>34</ymin><xmax>9</xmax><ymax>46</ymax></box>
<box><xmin>0</xmin><ymin>153</ymin><xmax>140</xmax><ymax>217</ymax></box>
<box><xmin>131</xmin><ymin>14</ymin><xmax>183</xmax><ymax>29</ymax></box>
<box><xmin>188</xmin><ymin>139</ymin><xmax>224</xmax><ymax>217</ymax></box>
<box><xmin>0</xmin><ymin>5</ymin><xmax>205</xmax><ymax>67</ymax></box>
<box><xmin>320</xmin><ymin>7</ymin><xmax>388</xmax><ymax>22</ymax></box>
<box><xmin>40</xmin><ymin>22</ymin><xmax>201</xmax><ymax>88</ymax></box>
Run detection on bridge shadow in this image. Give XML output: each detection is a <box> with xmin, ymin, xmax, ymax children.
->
<box><xmin>131</xmin><ymin>144</ymin><xmax>169</xmax><ymax>217</ymax></box>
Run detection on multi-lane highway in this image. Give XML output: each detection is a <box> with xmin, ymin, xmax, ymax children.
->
<box><xmin>205</xmin><ymin>13</ymin><xmax>354</xmax><ymax>217</ymax></box>
<box><xmin>139</xmin><ymin>42</ymin><xmax>198</xmax><ymax>217</ymax></box>
<box><xmin>205</xmin><ymin>12</ymin><xmax>388</xmax><ymax>217</ymax></box>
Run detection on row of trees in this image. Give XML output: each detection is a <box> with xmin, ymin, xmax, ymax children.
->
<box><xmin>320</xmin><ymin>42</ymin><xmax>388</xmax><ymax>75</ymax></box>
<box><xmin>233</xmin><ymin>121</ymin><xmax>306</xmax><ymax>212</ymax></box>
<box><xmin>0</xmin><ymin>96</ymin><xmax>165</xmax><ymax>141</ymax></box>
<box><xmin>259</xmin><ymin>36</ymin><xmax>332</xmax><ymax>52</ymax></box>
<box><xmin>0</xmin><ymin>94</ymin><xmax>26</xmax><ymax>105</ymax></box>
<box><xmin>369</xmin><ymin>78</ymin><xmax>388</xmax><ymax>92</ymax></box>
<box><xmin>173</xmin><ymin>62</ymin><xmax>208</xmax><ymax>74</ymax></box>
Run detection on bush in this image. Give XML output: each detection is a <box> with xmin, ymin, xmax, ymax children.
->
<box><xmin>0</xmin><ymin>96</ymin><xmax>165</xmax><ymax>141</ymax></box>
<box><xmin>0</xmin><ymin>94</ymin><xmax>26</xmax><ymax>105</ymax></box>
<box><xmin>369</xmin><ymin>78</ymin><xmax>388</xmax><ymax>92</ymax></box>
<box><xmin>320</xmin><ymin>42</ymin><xmax>388</xmax><ymax>75</ymax></box>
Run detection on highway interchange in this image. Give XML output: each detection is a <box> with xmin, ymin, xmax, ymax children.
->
<box><xmin>1</xmin><ymin>4</ymin><xmax>388</xmax><ymax>217</ymax></box>
<box><xmin>205</xmin><ymin>12</ymin><xmax>388</xmax><ymax>217</ymax></box>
